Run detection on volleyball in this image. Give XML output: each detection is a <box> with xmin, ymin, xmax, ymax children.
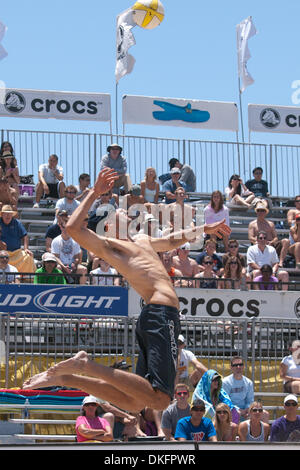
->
<box><xmin>132</xmin><ymin>0</ymin><xmax>165</xmax><ymax>30</ymax></box>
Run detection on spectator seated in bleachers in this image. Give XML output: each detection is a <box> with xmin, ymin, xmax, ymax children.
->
<box><xmin>196</xmin><ymin>239</ymin><xmax>223</xmax><ymax>277</ymax></box>
<box><xmin>0</xmin><ymin>249</ymin><xmax>20</xmax><ymax>284</ymax></box>
<box><xmin>270</xmin><ymin>394</ymin><xmax>300</xmax><ymax>442</ymax></box>
<box><xmin>168</xmin><ymin>157</ymin><xmax>196</xmax><ymax>193</ymax></box>
<box><xmin>253</xmin><ymin>264</ymin><xmax>279</xmax><ymax>290</ymax></box>
<box><xmin>160</xmin><ymin>251</ymin><xmax>183</xmax><ymax>287</ymax></box>
<box><xmin>175</xmin><ymin>397</ymin><xmax>217</xmax><ymax>442</ymax></box>
<box><xmin>0</xmin><ymin>204</ymin><xmax>35</xmax><ymax>274</ymax></box>
<box><xmin>34</xmin><ymin>154</ymin><xmax>65</xmax><ymax>208</ymax></box>
<box><xmin>162</xmin><ymin>167</ymin><xmax>187</xmax><ymax>204</ymax></box>
<box><xmin>171</xmin><ymin>242</ymin><xmax>199</xmax><ymax>280</ymax></box>
<box><xmin>0</xmin><ymin>148</ymin><xmax>20</xmax><ymax>197</ymax></box>
<box><xmin>0</xmin><ymin>141</ymin><xmax>14</xmax><ymax>159</ymax></box>
<box><xmin>139</xmin><ymin>407</ymin><xmax>165</xmax><ymax>438</ymax></box>
<box><xmin>213</xmin><ymin>403</ymin><xmax>238</xmax><ymax>441</ymax></box>
<box><xmin>192</xmin><ymin>369</ymin><xmax>240</xmax><ymax>424</ymax></box>
<box><xmin>288</xmin><ymin>213</ymin><xmax>300</xmax><ymax>269</ymax></box>
<box><xmin>140</xmin><ymin>167</ymin><xmax>160</xmax><ymax>205</ymax></box>
<box><xmin>279</xmin><ymin>340</ymin><xmax>300</xmax><ymax>394</ymax></box>
<box><xmin>75</xmin><ymin>173</ymin><xmax>91</xmax><ymax>203</ymax></box>
<box><xmin>100</xmin><ymin>143</ymin><xmax>132</xmax><ymax>195</ymax></box>
<box><xmin>176</xmin><ymin>335</ymin><xmax>207</xmax><ymax>389</ymax></box>
<box><xmin>0</xmin><ymin>177</ymin><xmax>18</xmax><ymax>212</ymax></box>
<box><xmin>225</xmin><ymin>174</ymin><xmax>256</xmax><ymax>209</ymax></box>
<box><xmin>238</xmin><ymin>401</ymin><xmax>270</xmax><ymax>442</ymax></box>
<box><xmin>51</xmin><ymin>218</ymin><xmax>87</xmax><ymax>285</ymax></box>
<box><xmin>220</xmin><ymin>239</ymin><xmax>249</xmax><ymax>280</ymax></box>
<box><xmin>90</xmin><ymin>258</ymin><xmax>120</xmax><ymax>286</ymax></box>
<box><xmin>54</xmin><ymin>185</ymin><xmax>80</xmax><ymax>223</ymax></box>
<box><xmin>245</xmin><ymin>166</ymin><xmax>272</xmax><ymax>209</ymax></box>
<box><xmin>168</xmin><ymin>187</ymin><xmax>195</xmax><ymax>231</ymax></box>
<box><xmin>247</xmin><ymin>230</ymin><xmax>289</xmax><ymax>290</ymax></box>
<box><xmin>204</xmin><ymin>190</ymin><xmax>230</xmax><ymax>252</ymax></box>
<box><xmin>34</xmin><ymin>252</ymin><xmax>66</xmax><ymax>285</ymax></box>
<box><xmin>287</xmin><ymin>195</ymin><xmax>300</xmax><ymax>228</ymax></box>
<box><xmin>218</xmin><ymin>255</ymin><xmax>246</xmax><ymax>290</ymax></box>
<box><xmin>248</xmin><ymin>202</ymin><xmax>290</xmax><ymax>268</ymax></box>
<box><xmin>122</xmin><ymin>184</ymin><xmax>145</xmax><ymax>210</ymax></box>
<box><xmin>76</xmin><ymin>395</ymin><xmax>114</xmax><ymax>443</ymax></box>
<box><xmin>194</xmin><ymin>255</ymin><xmax>218</xmax><ymax>289</ymax></box>
<box><xmin>45</xmin><ymin>210</ymin><xmax>69</xmax><ymax>252</ymax></box>
<box><xmin>139</xmin><ymin>213</ymin><xmax>163</xmax><ymax>238</ymax></box>
<box><xmin>161</xmin><ymin>382</ymin><xmax>191</xmax><ymax>441</ymax></box>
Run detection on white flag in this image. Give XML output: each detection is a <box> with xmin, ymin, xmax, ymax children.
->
<box><xmin>115</xmin><ymin>8</ymin><xmax>136</xmax><ymax>83</ymax></box>
<box><xmin>0</xmin><ymin>20</ymin><xmax>8</xmax><ymax>60</ymax></box>
<box><xmin>236</xmin><ymin>16</ymin><xmax>257</xmax><ymax>92</ymax></box>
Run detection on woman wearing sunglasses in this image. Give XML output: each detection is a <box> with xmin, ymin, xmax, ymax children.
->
<box><xmin>194</xmin><ymin>255</ymin><xmax>217</xmax><ymax>289</ymax></box>
<box><xmin>238</xmin><ymin>401</ymin><xmax>270</xmax><ymax>442</ymax></box>
<box><xmin>225</xmin><ymin>174</ymin><xmax>256</xmax><ymax>209</ymax></box>
<box><xmin>213</xmin><ymin>403</ymin><xmax>238</xmax><ymax>441</ymax></box>
<box><xmin>219</xmin><ymin>255</ymin><xmax>245</xmax><ymax>290</ymax></box>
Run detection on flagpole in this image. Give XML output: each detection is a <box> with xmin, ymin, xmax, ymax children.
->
<box><xmin>236</xmin><ymin>26</ymin><xmax>245</xmax><ymax>144</ymax></box>
<box><xmin>115</xmin><ymin>82</ymin><xmax>119</xmax><ymax>138</ymax></box>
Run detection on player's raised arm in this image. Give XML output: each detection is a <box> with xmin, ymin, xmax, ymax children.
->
<box><xmin>150</xmin><ymin>219</ymin><xmax>231</xmax><ymax>252</ymax></box>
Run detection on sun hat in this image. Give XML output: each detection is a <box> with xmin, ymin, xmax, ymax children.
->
<box><xmin>284</xmin><ymin>394</ymin><xmax>298</xmax><ymax>405</ymax></box>
<box><xmin>42</xmin><ymin>253</ymin><xmax>57</xmax><ymax>263</ymax></box>
<box><xmin>107</xmin><ymin>143</ymin><xmax>122</xmax><ymax>153</ymax></box>
<box><xmin>0</xmin><ymin>205</ymin><xmax>18</xmax><ymax>217</ymax></box>
<box><xmin>255</xmin><ymin>202</ymin><xmax>269</xmax><ymax>214</ymax></box>
<box><xmin>82</xmin><ymin>395</ymin><xmax>102</xmax><ymax>406</ymax></box>
<box><xmin>1</xmin><ymin>151</ymin><xmax>14</xmax><ymax>159</ymax></box>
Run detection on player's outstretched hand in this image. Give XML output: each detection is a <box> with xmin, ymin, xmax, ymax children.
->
<box><xmin>94</xmin><ymin>168</ymin><xmax>119</xmax><ymax>196</ymax></box>
<box><xmin>204</xmin><ymin>219</ymin><xmax>231</xmax><ymax>239</ymax></box>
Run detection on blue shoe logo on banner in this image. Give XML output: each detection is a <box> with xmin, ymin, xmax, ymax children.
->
<box><xmin>153</xmin><ymin>100</ymin><xmax>210</xmax><ymax>123</ymax></box>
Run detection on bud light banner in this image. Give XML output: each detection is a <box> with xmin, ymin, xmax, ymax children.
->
<box><xmin>0</xmin><ymin>285</ymin><xmax>128</xmax><ymax>316</ymax></box>
<box><xmin>0</xmin><ymin>88</ymin><xmax>111</xmax><ymax>122</ymax></box>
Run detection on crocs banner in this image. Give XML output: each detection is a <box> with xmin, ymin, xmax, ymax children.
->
<box><xmin>0</xmin><ymin>88</ymin><xmax>111</xmax><ymax>122</ymax></box>
<box><xmin>122</xmin><ymin>94</ymin><xmax>239</xmax><ymax>131</ymax></box>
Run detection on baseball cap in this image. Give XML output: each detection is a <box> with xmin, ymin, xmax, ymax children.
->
<box><xmin>42</xmin><ymin>253</ymin><xmax>57</xmax><ymax>262</ymax></box>
<box><xmin>82</xmin><ymin>395</ymin><xmax>102</xmax><ymax>406</ymax></box>
<box><xmin>284</xmin><ymin>394</ymin><xmax>298</xmax><ymax>405</ymax></box>
<box><xmin>191</xmin><ymin>398</ymin><xmax>205</xmax><ymax>409</ymax></box>
<box><xmin>170</xmin><ymin>167</ymin><xmax>181</xmax><ymax>175</ymax></box>
<box><xmin>130</xmin><ymin>184</ymin><xmax>142</xmax><ymax>196</ymax></box>
<box><xmin>179</xmin><ymin>242</ymin><xmax>190</xmax><ymax>251</ymax></box>
<box><xmin>178</xmin><ymin>334</ymin><xmax>186</xmax><ymax>344</ymax></box>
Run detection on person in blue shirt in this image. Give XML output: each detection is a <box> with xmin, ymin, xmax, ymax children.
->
<box><xmin>162</xmin><ymin>167</ymin><xmax>187</xmax><ymax>204</ymax></box>
<box><xmin>175</xmin><ymin>398</ymin><xmax>217</xmax><ymax>442</ymax></box>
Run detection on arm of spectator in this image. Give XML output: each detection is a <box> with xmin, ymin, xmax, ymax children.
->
<box><xmin>248</xmin><ymin>221</ymin><xmax>257</xmax><ymax>245</ymax></box>
<box><xmin>77</xmin><ymin>422</ymin><xmax>113</xmax><ymax>442</ymax></box>
<box><xmin>45</xmin><ymin>237</ymin><xmax>52</xmax><ymax>252</ymax></box>
<box><xmin>21</xmin><ymin>235</ymin><xmax>33</xmax><ymax>257</ymax></box>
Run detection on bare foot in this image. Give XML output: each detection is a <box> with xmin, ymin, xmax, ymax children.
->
<box><xmin>47</xmin><ymin>350</ymin><xmax>89</xmax><ymax>376</ymax></box>
<box><xmin>23</xmin><ymin>371</ymin><xmax>62</xmax><ymax>390</ymax></box>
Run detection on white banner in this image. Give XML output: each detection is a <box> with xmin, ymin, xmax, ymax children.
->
<box><xmin>128</xmin><ymin>287</ymin><xmax>300</xmax><ymax>320</ymax></box>
<box><xmin>115</xmin><ymin>8</ymin><xmax>136</xmax><ymax>83</ymax></box>
<box><xmin>0</xmin><ymin>88</ymin><xmax>111</xmax><ymax>121</ymax></box>
<box><xmin>236</xmin><ymin>17</ymin><xmax>257</xmax><ymax>93</ymax></box>
<box><xmin>122</xmin><ymin>95</ymin><xmax>239</xmax><ymax>131</ymax></box>
<box><xmin>248</xmin><ymin>103</ymin><xmax>300</xmax><ymax>134</ymax></box>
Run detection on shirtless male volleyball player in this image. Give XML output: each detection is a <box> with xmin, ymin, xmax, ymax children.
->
<box><xmin>23</xmin><ymin>168</ymin><xmax>230</xmax><ymax>413</ymax></box>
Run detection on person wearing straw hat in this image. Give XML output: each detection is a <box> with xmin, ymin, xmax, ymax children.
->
<box><xmin>0</xmin><ymin>205</ymin><xmax>35</xmax><ymax>274</ymax></box>
<box><xmin>100</xmin><ymin>143</ymin><xmax>132</xmax><ymax>194</ymax></box>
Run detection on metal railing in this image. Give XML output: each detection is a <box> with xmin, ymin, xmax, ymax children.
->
<box><xmin>0</xmin><ymin>312</ymin><xmax>299</xmax><ymax>390</ymax></box>
<box><xmin>1</xmin><ymin>128</ymin><xmax>300</xmax><ymax>196</ymax></box>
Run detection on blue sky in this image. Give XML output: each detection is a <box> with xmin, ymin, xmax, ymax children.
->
<box><xmin>1</xmin><ymin>0</ymin><xmax>300</xmax><ymax>144</ymax></box>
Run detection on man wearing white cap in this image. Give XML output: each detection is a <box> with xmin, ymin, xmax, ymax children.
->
<box><xmin>176</xmin><ymin>335</ymin><xmax>207</xmax><ymax>388</ymax></box>
<box><xmin>171</xmin><ymin>242</ymin><xmax>199</xmax><ymax>279</ymax></box>
<box><xmin>270</xmin><ymin>394</ymin><xmax>300</xmax><ymax>442</ymax></box>
<box><xmin>162</xmin><ymin>167</ymin><xmax>187</xmax><ymax>204</ymax></box>
<box><xmin>34</xmin><ymin>252</ymin><xmax>66</xmax><ymax>284</ymax></box>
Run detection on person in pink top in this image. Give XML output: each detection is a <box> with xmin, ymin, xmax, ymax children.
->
<box><xmin>204</xmin><ymin>190</ymin><xmax>230</xmax><ymax>252</ymax></box>
<box><xmin>76</xmin><ymin>395</ymin><xmax>113</xmax><ymax>443</ymax></box>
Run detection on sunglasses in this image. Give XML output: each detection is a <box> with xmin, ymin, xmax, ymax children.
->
<box><xmin>204</xmin><ymin>261</ymin><xmax>213</xmax><ymax>265</ymax></box>
<box><xmin>229</xmin><ymin>245</ymin><xmax>238</xmax><ymax>249</ymax></box>
<box><xmin>251</xmin><ymin>408</ymin><xmax>263</xmax><ymax>413</ymax></box>
<box><xmin>232</xmin><ymin>363</ymin><xmax>244</xmax><ymax>367</ymax></box>
<box><xmin>192</xmin><ymin>407</ymin><xmax>205</xmax><ymax>412</ymax></box>
<box><xmin>230</xmin><ymin>261</ymin><xmax>238</xmax><ymax>265</ymax></box>
<box><xmin>256</xmin><ymin>209</ymin><xmax>266</xmax><ymax>213</ymax></box>
<box><xmin>0</xmin><ymin>256</ymin><xmax>8</xmax><ymax>259</ymax></box>
<box><xmin>258</xmin><ymin>236</ymin><xmax>267</xmax><ymax>240</ymax></box>
<box><xmin>65</xmin><ymin>191</ymin><xmax>76</xmax><ymax>194</ymax></box>
<box><xmin>285</xmin><ymin>402</ymin><xmax>297</xmax><ymax>407</ymax></box>
<box><xmin>84</xmin><ymin>403</ymin><xmax>98</xmax><ymax>407</ymax></box>
<box><xmin>176</xmin><ymin>391</ymin><xmax>189</xmax><ymax>397</ymax></box>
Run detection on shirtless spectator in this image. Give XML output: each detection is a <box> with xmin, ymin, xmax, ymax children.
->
<box><xmin>171</xmin><ymin>242</ymin><xmax>199</xmax><ymax>281</ymax></box>
<box><xmin>289</xmin><ymin>213</ymin><xmax>300</xmax><ymax>269</ymax></box>
<box><xmin>34</xmin><ymin>154</ymin><xmax>65</xmax><ymax>208</ymax></box>
<box><xmin>248</xmin><ymin>202</ymin><xmax>290</xmax><ymax>268</ymax></box>
<box><xmin>122</xmin><ymin>184</ymin><xmax>144</xmax><ymax>211</ymax></box>
<box><xmin>161</xmin><ymin>251</ymin><xmax>184</xmax><ymax>287</ymax></box>
<box><xmin>0</xmin><ymin>177</ymin><xmax>18</xmax><ymax>212</ymax></box>
<box><xmin>75</xmin><ymin>173</ymin><xmax>91</xmax><ymax>203</ymax></box>
<box><xmin>287</xmin><ymin>195</ymin><xmax>300</xmax><ymax>228</ymax></box>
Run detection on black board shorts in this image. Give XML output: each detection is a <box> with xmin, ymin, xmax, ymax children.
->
<box><xmin>44</xmin><ymin>183</ymin><xmax>59</xmax><ymax>199</ymax></box>
<box><xmin>135</xmin><ymin>303</ymin><xmax>180</xmax><ymax>399</ymax></box>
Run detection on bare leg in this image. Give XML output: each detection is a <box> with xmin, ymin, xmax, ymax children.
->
<box><xmin>23</xmin><ymin>351</ymin><xmax>171</xmax><ymax>412</ymax></box>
